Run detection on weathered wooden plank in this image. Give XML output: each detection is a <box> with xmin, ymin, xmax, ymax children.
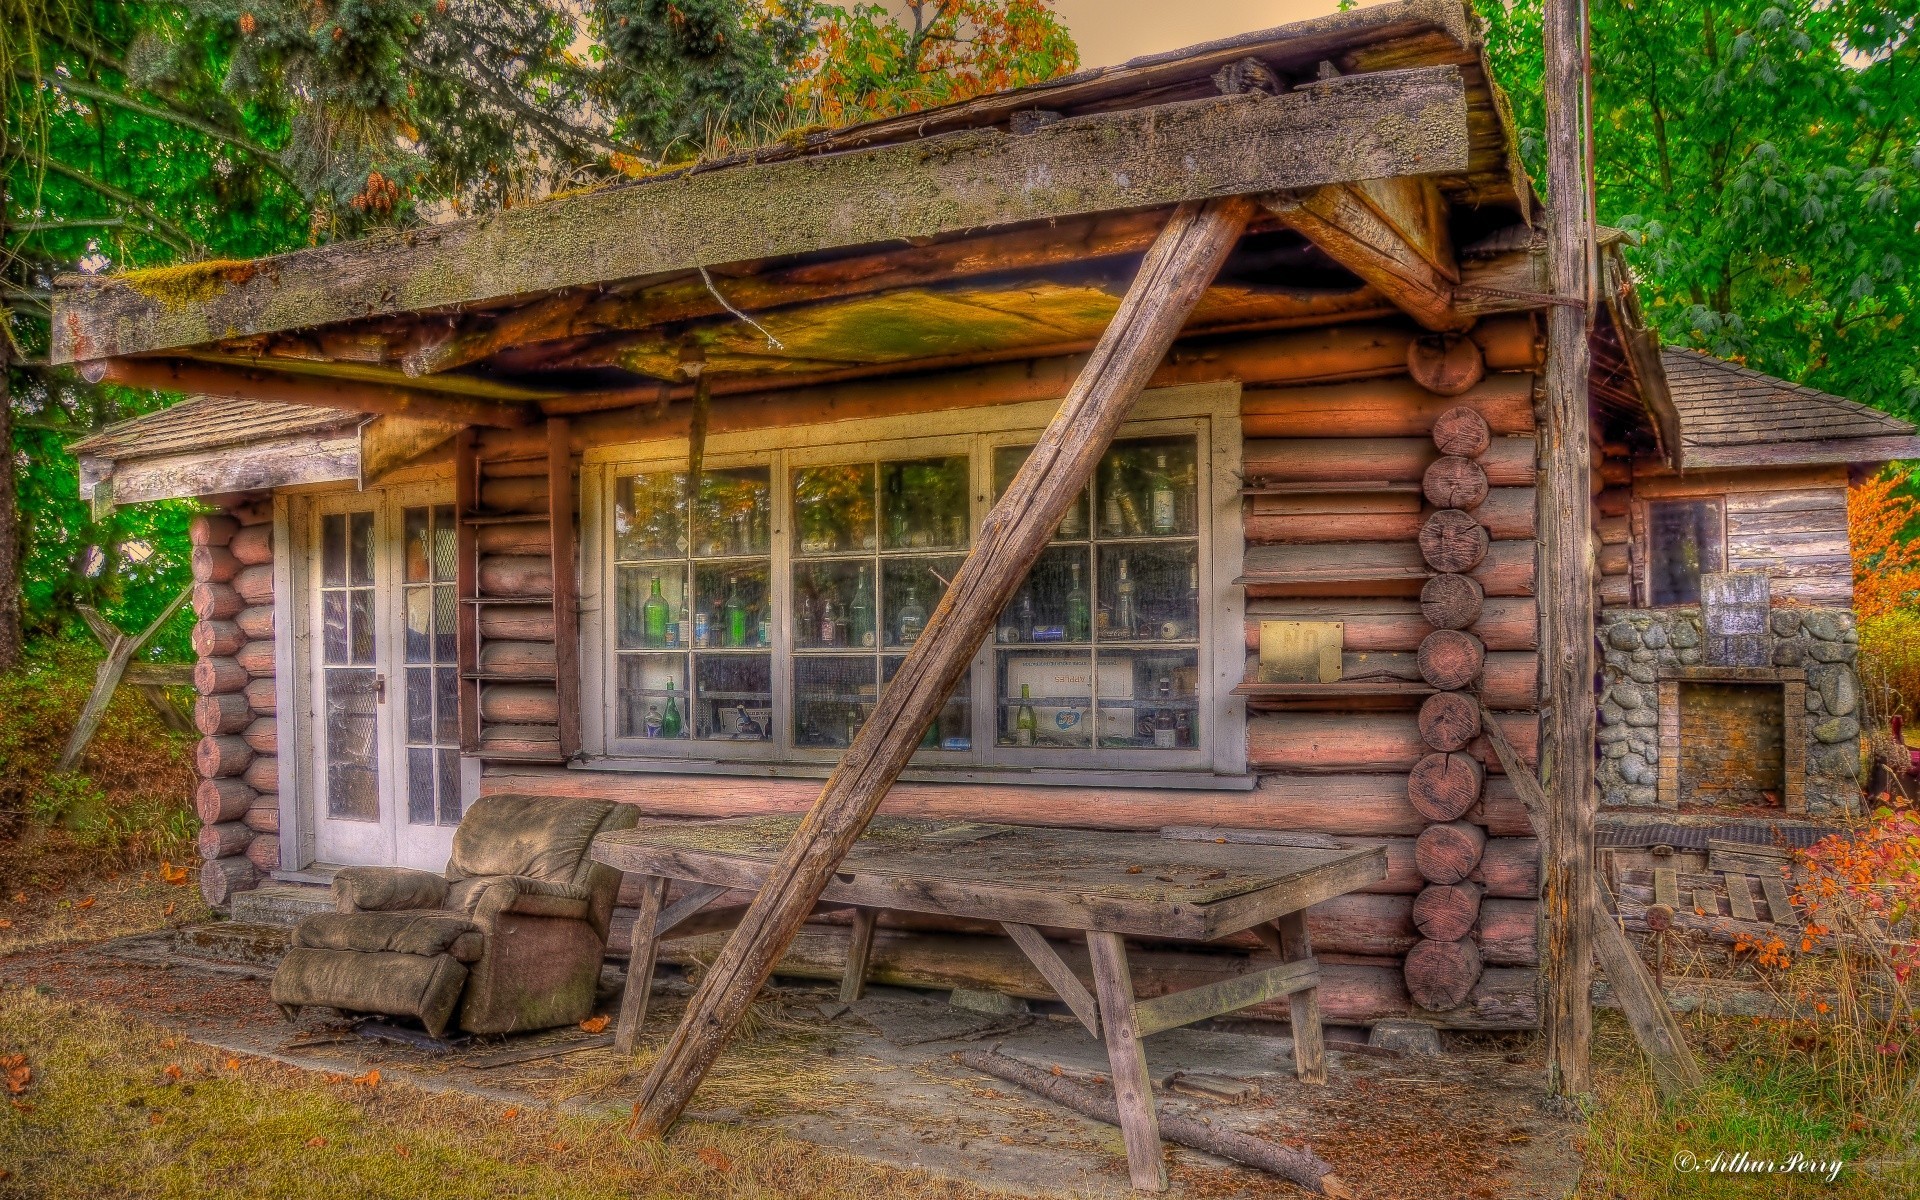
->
<box><xmin>1266</xmin><ymin>177</ymin><xmax>1465</xmax><ymax>331</ymax></box>
<box><xmin>92</xmin><ymin>432</ymin><xmax>360</xmax><ymax>506</ymax></box>
<box><xmin>838</xmin><ymin>908</ymin><xmax>879</xmax><ymax>1003</ymax></box>
<box><xmin>615</xmin><ymin>875</ymin><xmax>669</xmax><ymax>1056</ymax></box>
<box><xmin>1652</xmin><ymin>867</ymin><xmax>1679</xmax><ymax>910</ymax></box>
<box><xmin>1132</xmin><ymin>958</ymin><xmax>1319</xmax><ymax>1038</ymax></box>
<box><xmin>1724</xmin><ymin>874</ymin><xmax>1757</xmax><ymax>922</ymax></box>
<box><xmin>1087</xmin><ymin>931</ymin><xmax>1168</xmax><ymax>1191</ymax></box>
<box><xmin>55</xmin><ymin>69</ymin><xmax>1470</xmax><ymax>363</ymax></box>
<box><xmin>96</xmin><ymin>357</ymin><xmax>535</xmax><ymax>428</ymax></box>
<box><xmin>1002</xmin><ymin>921</ymin><xmax>1100</xmax><ymax>1035</ymax></box>
<box><xmin>1759</xmin><ymin>873</ymin><xmax>1797</xmax><ymax>926</ymax></box>
<box><xmin>1239</xmin><ymin>371</ymin><xmax>1535</xmax><ymax>439</ymax></box>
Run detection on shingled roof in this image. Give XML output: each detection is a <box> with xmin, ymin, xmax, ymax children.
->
<box><xmin>1663</xmin><ymin>347</ymin><xmax>1920</xmax><ymax>468</ymax></box>
<box><xmin>70</xmin><ymin>395</ymin><xmax>358</xmax><ymax>459</ymax></box>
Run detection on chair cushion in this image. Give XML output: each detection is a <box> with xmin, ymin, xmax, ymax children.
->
<box><xmin>333</xmin><ymin>865</ymin><xmax>449</xmax><ymax>913</ymax></box>
<box><xmin>447</xmin><ymin>794</ymin><xmax>620</xmax><ymax>885</ymax></box>
<box><xmin>295</xmin><ymin>911</ymin><xmax>485</xmax><ymax>962</ymax></box>
<box><xmin>447</xmin><ymin>876</ymin><xmax>593</xmax><ymax>923</ymax></box>
<box><xmin>272</xmin><ymin>947</ymin><xmax>469</xmax><ymax>1038</ymax></box>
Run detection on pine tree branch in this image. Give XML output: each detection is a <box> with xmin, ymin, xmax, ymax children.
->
<box><xmin>38</xmin><ymin>159</ymin><xmax>200</xmax><ymax>254</ymax></box>
<box><xmin>401</xmin><ymin>47</ymin><xmax>640</xmax><ymax>161</ymax></box>
<box><xmin>26</xmin><ymin>73</ymin><xmax>296</xmax><ymax>185</ymax></box>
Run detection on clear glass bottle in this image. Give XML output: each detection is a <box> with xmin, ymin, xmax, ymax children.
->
<box><xmin>818</xmin><ymin>596</ymin><xmax>838</xmax><ymax>647</ymax></box>
<box><xmin>797</xmin><ymin>588</ymin><xmax>816</xmax><ymax>648</ymax></box>
<box><xmin>1065</xmin><ymin>562</ymin><xmax>1090</xmax><ymax>642</ymax></box>
<box><xmin>642</xmin><ymin>576</ymin><xmax>670</xmax><ymax>646</ymax></box>
<box><xmin>850</xmin><ymin>572</ymin><xmax>876</xmax><ymax>647</ymax></box>
<box><xmin>897</xmin><ymin>583</ymin><xmax>927</xmax><ymax>645</ymax></box>
<box><xmin>1015</xmin><ymin>683</ymin><xmax>1037</xmax><ymax>746</ymax></box>
<box><xmin>643</xmin><ymin>703</ymin><xmax>663</xmax><ymax>738</ymax></box>
<box><xmin>1018</xmin><ymin>588</ymin><xmax>1037</xmax><ymax>643</ymax></box>
<box><xmin>1151</xmin><ymin>451</ymin><xmax>1176</xmax><ymax>534</ymax></box>
<box><xmin>1102</xmin><ymin>462</ymin><xmax>1125</xmax><ymax>535</ymax></box>
<box><xmin>661</xmin><ymin>680</ymin><xmax>683</xmax><ymax>739</ymax></box>
<box><xmin>1153</xmin><ymin>674</ymin><xmax>1176</xmax><ymax>748</ymax></box>
<box><xmin>1115</xmin><ymin>558</ymin><xmax>1135</xmax><ymax>639</ymax></box>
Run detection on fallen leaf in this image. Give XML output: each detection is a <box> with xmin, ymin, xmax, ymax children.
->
<box><xmin>579</xmin><ymin>1015</ymin><xmax>610</xmax><ymax>1034</ymax></box>
<box><xmin>226</xmin><ymin>1058</ymin><xmax>241</xmax><ymax>1071</ymax></box>
<box><xmin>163</xmin><ymin>903</ymin><xmax>175</xmax><ymax>918</ymax></box>
<box><xmin>324</xmin><ymin>1073</ymin><xmax>345</xmax><ymax>1084</ymax></box>
<box><xmin>352</xmin><ymin>1069</ymin><xmax>380</xmax><ymax>1088</ymax></box>
<box><xmin>158</xmin><ymin>861</ymin><xmax>189</xmax><ymax>886</ymax></box>
<box><xmin>10</xmin><ymin>1099</ymin><xmax>33</xmax><ymax>1113</ymax></box>
<box><xmin>163</xmin><ymin>1064</ymin><xmax>182</xmax><ymax>1082</ymax></box>
<box><xmin>149</xmin><ymin>1111</ymin><xmax>165</xmax><ymax>1126</ymax></box>
<box><xmin>11</xmin><ymin>892</ymin><xmax>25</xmax><ymax>904</ymax></box>
<box><xmin>1124</xmin><ymin>865</ymin><xmax>1143</xmax><ymax>874</ymax></box>
<box><xmin>501</xmin><ymin>1106</ymin><xmax>520</xmax><ymax>1121</ymax></box>
<box><xmin>395</xmin><ymin>1145</ymin><xmax>411</xmax><ymax>1159</ymax></box>
<box><xmin>696</xmin><ymin>1146</ymin><xmax>734</xmax><ymax>1173</ymax></box>
<box><xmin>0</xmin><ymin>920</ymin><xmax>12</xmax><ymax>929</ymax></box>
<box><xmin>3</xmin><ymin>1055</ymin><xmax>30</xmax><ymax>1094</ymax></box>
<box><xmin>159</xmin><ymin>1038</ymin><xmax>177</xmax><ymax>1050</ymax></box>
<box><xmin>75</xmin><ymin>897</ymin><xmax>95</xmax><ymax>910</ymax></box>
<box><xmin>306</xmin><ymin>1137</ymin><xmax>328</xmax><ymax>1148</ymax></box>
<box><xmin>549</xmin><ymin>1142</ymin><xmax>569</xmax><ymax>1153</ymax></box>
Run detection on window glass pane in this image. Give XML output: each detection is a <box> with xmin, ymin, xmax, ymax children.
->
<box><xmin>432</xmin><ymin>504</ymin><xmax>458</xmax><ymax>581</ymax></box>
<box><xmin>994</xmin><ymin>445</ymin><xmax>1089</xmax><ymax>541</ymax></box>
<box><xmin>322</xmin><ymin>590</ymin><xmax>350</xmax><ymax>665</ymax></box>
<box><xmin>615</xmin><ymin>471</ymin><xmax>687</xmax><ymax>561</ymax></box>
<box><xmin>1096</xmin><ymin>650</ymin><xmax>1200</xmax><ymax>750</ymax></box>
<box><xmin>1097</xmin><ymin>436</ymin><xmax>1200</xmax><ymax>538</ymax></box>
<box><xmin>692</xmin><ymin>467</ymin><xmax>772</xmax><ymax>558</ymax></box>
<box><xmin>884</xmin><ymin>657</ymin><xmax>971</xmax><ymax>751</ymax></box>
<box><xmin>695</xmin><ymin>655</ymin><xmax>773</xmax><ymax>741</ymax></box>
<box><xmin>1649</xmin><ymin>499</ymin><xmax>1725</xmax><ymax>606</ymax></box>
<box><xmin>794</xmin><ymin>656</ymin><xmax>877</xmax><ymax>748</ymax></box>
<box><xmin>404</xmin><ymin>506</ymin><xmax>431</xmax><ymax>584</ymax></box>
<box><xmin>794</xmin><ymin>464</ymin><xmax>876</xmax><ymax>555</ymax></box>
<box><xmin>617</xmin><ymin>653</ymin><xmax>690</xmax><ymax>740</ymax></box>
<box><xmin>881</xmin><ymin>456</ymin><xmax>970</xmax><ymax>551</ymax></box>
<box><xmin>322</xmin><ymin>514</ymin><xmax>347</xmax><ymax>586</ymax></box>
<box><xmin>438</xmin><ymin>748</ymin><xmax>462</xmax><ymax>824</ymax></box>
<box><xmin>404</xmin><ymin>585</ymin><xmax>432</xmax><ymax>662</ymax></box>
<box><xmin>434</xmin><ymin>584</ymin><xmax>457</xmax><ymax>661</ymax></box>
<box><xmin>1098</xmin><ymin>543</ymin><xmax>1200</xmax><ymax>643</ymax></box>
<box><xmin>794</xmin><ymin>560</ymin><xmax>874</xmax><ymax>649</ymax></box>
<box><xmin>349</xmin><ymin>588</ymin><xmax>377</xmax><ymax>664</ymax></box>
<box><xmin>997</xmin><ymin>545</ymin><xmax>1092</xmax><ymax>646</ymax></box>
<box><xmin>436</xmin><ymin>665</ymin><xmax>460</xmax><ymax>745</ymax></box>
<box><xmin>695</xmin><ymin>563</ymin><xmax>772</xmax><ymax>650</ymax></box>
<box><xmin>407</xmin><ymin>747</ymin><xmax>436</xmax><ymax>825</ymax></box>
<box><xmin>882</xmin><ymin>555</ymin><xmax>961</xmax><ymax>649</ymax></box>
<box><xmin>617</xmin><ymin>564</ymin><xmax>688</xmax><ymax>649</ymax></box>
<box><xmin>348</xmin><ymin>512</ymin><xmax>375</xmax><ymax>585</ymax></box>
<box><xmin>996</xmin><ymin>650</ymin><xmax>1094</xmax><ymax>748</ymax></box>
<box><xmin>406</xmin><ymin>664</ymin><xmax>434</xmax><ymax>742</ymax></box>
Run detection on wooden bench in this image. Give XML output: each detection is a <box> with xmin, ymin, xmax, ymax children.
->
<box><xmin>593</xmin><ymin>815</ymin><xmax>1387</xmax><ymax>1191</ymax></box>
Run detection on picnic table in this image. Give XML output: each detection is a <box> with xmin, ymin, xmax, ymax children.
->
<box><xmin>592</xmin><ymin>815</ymin><xmax>1387</xmax><ymax>1191</ymax></box>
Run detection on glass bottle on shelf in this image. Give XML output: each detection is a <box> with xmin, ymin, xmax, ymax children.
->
<box><xmin>661</xmin><ymin>680</ymin><xmax>683</xmax><ymax>739</ymax></box>
<box><xmin>1102</xmin><ymin>462</ymin><xmax>1125</xmax><ymax>535</ymax></box>
<box><xmin>897</xmin><ymin>584</ymin><xmax>927</xmax><ymax>645</ymax></box>
<box><xmin>1015</xmin><ymin>684</ymin><xmax>1037</xmax><ymax>746</ymax></box>
<box><xmin>1154</xmin><ymin>674</ymin><xmax>1176</xmax><ymax>748</ymax></box>
<box><xmin>1066</xmin><ymin>562</ymin><xmax>1090</xmax><ymax>642</ymax></box>
<box><xmin>1058</xmin><ymin>491</ymin><xmax>1085</xmax><ymax>539</ymax></box>
<box><xmin>758</xmin><ymin>607</ymin><xmax>772</xmax><ymax>647</ymax></box>
<box><xmin>693</xmin><ymin>605</ymin><xmax>710</xmax><ymax>648</ymax></box>
<box><xmin>797</xmin><ymin>589</ymin><xmax>816</xmax><ymax>648</ymax></box>
<box><xmin>1115</xmin><ymin>558</ymin><xmax>1136</xmax><ymax>638</ymax></box>
<box><xmin>851</xmin><ymin>573</ymin><xmax>876</xmax><ymax>647</ymax></box>
<box><xmin>725</xmin><ymin>577</ymin><xmax>747</xmax><ymax>648</ymax></box>
<box><xmin>819</xmin><ymin>596</ymin><xmax>838</xmax><ymax>647</ymax></box>
<box><xmin>644</xmin><ymin>704</ymin><xmax>663</xmax><ymax>738</ymax></box>
<box><xmin>845</xmin><ymin>706</ymin><xmax>861</xmax><ymax>747</ymax></box>
<box><xmin>1151</xmin><ymin>451</ymin><xmax>1176</xmax><ymax>534</ymax></box>
<box><xmin>1018</xmin><ymin>589</ymin><xmax>1037</xmax><ymax>643</ymax></box>
<box><xmin>643</xmin><ymin>576</ymin><xmax>670</xmax><ymax>647</ymax></box>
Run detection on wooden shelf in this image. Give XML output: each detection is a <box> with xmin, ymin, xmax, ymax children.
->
<box><xmin>1233</xmin><ymin>679</ymin><xmax>1435</xmax><ymax>699</ymax></box>
<box><xmin>1240</xmin><ymin>481</ymin><xmax>1422</xmax><ymax>496</ymax></box>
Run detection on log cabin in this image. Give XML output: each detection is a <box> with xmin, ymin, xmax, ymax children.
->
<box><xmin>52</xmin><ymin>0</ymin><xmax>1920</xmax><ymax>1040</ymax></box>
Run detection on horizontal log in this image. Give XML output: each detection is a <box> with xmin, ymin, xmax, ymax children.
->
<box><xmin>229</xmin><ymin>523</ymin><xmax>274</xmax><ymax>565</ymax></box>
<box><xmin>190</xmin><ymin>545</ymin><xmax>239</xmax><ymax>584</ymax></box>
<box><xmin>189</xmin><ymin>514</ymin><xmax>238</xmax><ymax>547</ymax></box>
<box><xmin>477</xmin><ymin>605</ymin><xmax>555</xmax><ymax>641</ymax></box>
<box><xmin>1243</xmin><ymin>487</ymin><xmax>1534</xmax><ymax>544</ymax></box>
<box><xmin>1598</xmin><ymin>540</ymin><xmax>1630</xmax><ymax>576</ymax></box>
<box><xmin>197</xmin><ymin>821</ymin><xmax>252</xmax><ymax>861</ymax></box>
<box><xmin>478</xmin><ymin>640</ymin><xmax>557</xmax><ymax>679</ymax></box>
<box><xmin>193</xmin><ymin>657</ymin><xmax>248</xmax><ymax>695</ymax></box>
<box><xmin>195</xmin><ymin>735</ymin><xmax>253</xmax><ymax>779</ymax></box>
<box><xmin>233</xmin><ymin>564</ymin><xmax>275</xmax><ymax>607</ymax></box>
<box><xmin>480</xmin><ymin>476</ymin><xmax>550</xmax><ymax>514</ymax></box>
<box><xmin>1597</xmin><ymin>575</ymin><xmax>1631</xmax><ymax>606</ymax></box>
<box><xmin>1247</xmin><ymin>773</ymin><xmax>1535</xmax><ymax>839</ymax></box>
<box><xmin>1246</xmin><ymin>711</ymin><xmax>1538</xmax><ymax>773</ymax></box>
<box><xmin>475</xmin><ymin>520</ymin><xmax>553</xmax><ymax>557</ymax></box>
<box><xmin>1477</xmin><ymin>899</ymin><xmax>1538</xmax><ymax>966</ymax></box>
<box><xmin>236</xmin><ymin>605</ymin><xmax>274</xmax><ymax>640</ymax></box>
<box><xmin>1243</xmin><ymin>436</ymin><xmax>1533</xmax><ymax>486</ymax></box>
<box><xmin>191</xmin><ymin>582</ymin><xmax>242</xmax><ymax>621</ymax></box>
<box><xmin>242</xmin><ymin>716</ymin><xmax>278</xmax><ymax>755</ymax></box>
<box><xmin>242</xmin><ymin>803</ymin><xmax>280</xmax><ymax>834</ymax></box>
<box><xmin>1596</xmin><ymin>487</ymin><xmax>1630</xmax><ymax>518</ymax></box>
<box><xmin>193</xmin><ymin>692</ymin><xmax>253</xmax><ymax>736</ymax></box>
<box><xmin>480</xmin><ymin>684</ymin><xmax>559</xmax><ymax>725</ymax></box>
<box><xmin>236</xmin><ymin>639</ymin><xmax>276</xmax><ymax>677</ymax></box>
<box><xmin>243</xmin><ymin>677</ymin><xmax>277</xmax><ymax>715</ymax></box>
<box><xmin>1238</xmin><ymin>372</ymin><xmax>1535</xmax><ymax>439</ymax></box>
<box><xmin>194</xmin><ymin>776</ymin><xmax>256</xmax><ymax>824</ymax></box>
<box><xmin>245</xmin><ymin>834</ymin><xmax>280</xmax><ymax>873</ymax></box>
<box><xmin>1245</xmin><ymin>597</ymin><xmax>1537</xmax><ymax>651</ymax></box>
<box><xmin>200</xmin><ymin>855</ymin><xmax>260</xmax><ymax>907</ymax></box>
<box><xmin>1597</xmin><ymin>515</ymin><xmax>1629</xmax><ymax>545</ymax></box>
<box><xmin>1241</xmin><ymin>539</ymin><xmax>1534</xmax><ymax>598</ymax></box>
<box><xmin>191</xmin><ymin>619</ymin><xmax>245</xmax><ymax>658</ymax></box>
<box><xmin>479</xmin><ymin>725</ymin><xmax>562</xmax><ymax>755</ymax></box>
<box><xmin>479</xmin><ymin>555</ymin><xmax>553</xmax><ymax>598</ymax></box>
<box><xmin>242</xmin><ymin>754</ymin><xmax>278</xmax><ymax>795</ymax></box>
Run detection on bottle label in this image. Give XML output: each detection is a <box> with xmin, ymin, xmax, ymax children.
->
<box><xmin>1016</xmin><ymin>728</ymin><xmax>1033</xmax><ymax>747</ymax></box>
<box><xmin>693</xmin><ymin>613</ymin><xmax>709</xmax><ymax>647</ymax></box>
<box><xmin>1153</xmin><ymin>490</ymin><xmax>1175</xmax><ymax>531</ymax></box>
<box><xmin>1153</xmin><ymin>727</ymin><xmax>1176</xmax><ymax>749</ymax></box>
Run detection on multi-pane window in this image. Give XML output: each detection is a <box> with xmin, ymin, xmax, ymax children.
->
<box><xmin>601</xmin><ymin>423</ymin><xmax>1219</xmax><ymax>771</ymax></box>
<box><xmin>401</xmin><ymin>504</ymin><xmax>462</xmax><ymax>825</ymax></box>
<box><xmin>1647</xmin><ymin>498</ymin><xmax>1726</xmax><ymax>606</ymax></box>
<box><xmin>320</xmin><ymin>512</ymin><xmax>379</xmax><ymax>820</ymax></box>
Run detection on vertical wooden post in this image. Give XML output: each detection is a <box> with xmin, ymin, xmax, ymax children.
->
<box><xmin>627</xmin><ymin>196</ymin><xmax>1256</xmax><ymax>1140</ymax></box>
<box><xmin>838</xmin><ymin>907</ymin><xmax>878</xmax><ymax>1004</ymax></box>
<box><xmin>615</xmin><ymin>875</ymin><xmax>669</xmax><ymax>1055</ymax></box>
<box><xmin>1087</xmin><ymin>931</ymin><xmax>1167</xmax><ymax>1191</ymax></box>
<box><xmin>1275</xmin><ymin>911</ymin><xmax>1325</xmax><ymax>1085</ymax></box>
<box><xmin>547</xmin><ymin>417</ymin><xmax>580</xmax><ymax>758</ymax></box>
<box><xmin>1542</xmin><ymin>0</ymin><xmax>1597</xmax><ymax>1098</ymax></box>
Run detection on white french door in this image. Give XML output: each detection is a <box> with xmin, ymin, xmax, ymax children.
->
<box><xmin>309</xmin><ymin>487</ymin><xmax>464</xmax><ymax>870</ymax></box>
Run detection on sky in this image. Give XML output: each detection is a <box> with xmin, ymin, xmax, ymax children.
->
<box><xmin>1044</xmin><ymin>1</ymin><xmax>1348</xmax><ymax>69</ymax></box>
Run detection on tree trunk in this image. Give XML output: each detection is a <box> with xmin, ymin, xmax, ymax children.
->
<box><xmin>0</xmin><ymin>286</ymin><xmax>19</xmax><ymax>673</ymax></box>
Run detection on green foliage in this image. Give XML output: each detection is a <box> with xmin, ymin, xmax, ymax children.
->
<box><xmin>1478</xmin><ymin>0</ymin><xmax>1920</xmax><ymax>419</ymax></box>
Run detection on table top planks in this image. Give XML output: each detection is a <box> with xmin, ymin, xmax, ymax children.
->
<box><xmin>593</xmin><ymin>815</ymin><xmax>1387</xmax><ymax>941</ymax></box>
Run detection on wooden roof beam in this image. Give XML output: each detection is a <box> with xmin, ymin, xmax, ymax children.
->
<box><xmin>92</xmin><ymin>357</ymin><xmax>536</xmax><ymax>428</ymax></box>
<box><xmin>55</xmin><ymin>65</ymin><xmax>1470</xmax><ymax>364</ymax></box>
<box><xmin>1263</xmin><ymin>177</ymin><xmax>1468</xmax><ymax>332</ymax></box>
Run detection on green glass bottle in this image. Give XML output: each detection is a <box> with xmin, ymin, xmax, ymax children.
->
<box><xmin>1014</xmin><ymin>683</ymin><xmax>1037</xmax><ymax>746</ymax></box>
<box><xmin>643</xmin><ymin>575</ymin><xmax>669</xmax><ymax>646</ymax></box>
<box><xmin>661</xmin><ymin>679</ymin><xmax>683</xmax><ymax>739</ymax></box>
<box><xmin>1066</xmin><ymin>560</ymin><xmax>1091</xmax><ymax>642</ymax></box>
<box><xmin>725</xmin><ymin>575</ymin><xmax>747</xmax><ymax>647</ymax></box>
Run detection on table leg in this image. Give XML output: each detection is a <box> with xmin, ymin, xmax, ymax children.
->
<box><xmin>1276</xmin><ymin>911</ymin><xmax>1325</xmax><ymax>1084</ymax></box>
<box><xmin>839</xmin><ymin>907</ymin><xmax>878</xmax><ymax>1004</ymax></box>
<box><xmin>1087</xmin><ymin>931</ymin><xmax>1167</xmax><ymax>1192</ymax></box>
<box><xmin>615</xmin><ymin>875</ymin><xmax>669</xmax><ymax>1056</ymax></box>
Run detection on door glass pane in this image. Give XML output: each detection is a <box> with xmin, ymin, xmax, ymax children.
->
<box><xmin>324</xmin><ymin>666</ymin><xmax>380</xmax><ymax>820</ymax></box>
<box><xmin>320</xmin><ymin>512</ymin><xmax>381</xmax><ymax>821</ymax></box>
<box><xmin>400</xmin><ymin>505</ymin><xmax>463</xmax><ymax>826</ymax></box>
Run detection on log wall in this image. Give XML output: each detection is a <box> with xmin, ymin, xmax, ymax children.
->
<box><xmin>190</xmin><ymin>498</ymin><xmax>279</xmax><ymax>907</ymax></box>
<box><xmin>472</xmin><ymin>455</ymin><xmax>566</xmax><ymax>759</ymax></box>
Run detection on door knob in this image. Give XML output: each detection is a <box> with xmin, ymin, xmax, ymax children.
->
<box><xmin>374</xmin><ymin>674</ymin><xmax>387</xmax><ymax>703</ymax></box>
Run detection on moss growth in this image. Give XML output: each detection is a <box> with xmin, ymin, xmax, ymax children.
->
<box><xmin>115</xmin><ymin>259</ymin><xmax>260</xmax><ymax>310</ymax></box>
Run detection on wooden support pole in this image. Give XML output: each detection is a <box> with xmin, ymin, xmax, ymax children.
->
<box><xmin>1541</xmin><ymin>0</ymin><xmax>1598</xmax><ymax>1100</ymax></box>
<box><xmin>628</xmin><ymin>196</ymin><xmax>1255</xmax><ymax>1141</ymax></box>
<box><xmin>615</xmin><ymin>875</ymin><xmax>669</xmax><ymax>1056</ymax></box>
<box><xmin>547</xmin><ymin>417</ymin><xmax>581</xmax><ymax>758</ymax></box>
<box><xmin>1088</xmin><ymin>930</ymin><xmax>1167</xmax><ymax>1191</ymax></box>
<box><xmin>58</xmin><ymin>588</ymin><xmax>190</xmax><ymax>770</ymax></box>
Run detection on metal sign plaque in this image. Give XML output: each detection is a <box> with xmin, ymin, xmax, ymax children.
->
<box><xmin>1700</xmin><ymin>570</ymin><xmax>1771</xmax><ymax>666</ymax></box>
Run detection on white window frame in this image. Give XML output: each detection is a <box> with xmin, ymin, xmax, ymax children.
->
<box><xmin>579</xmin><ymin>382</ymin><xmax>1246</xmax><ymax>786</ymax></box>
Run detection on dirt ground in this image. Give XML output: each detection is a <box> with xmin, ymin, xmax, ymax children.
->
<box><xmin>0</xmin><ymin>919</ymin><xmax>1584</xmax><ymax>1199</ymax></box>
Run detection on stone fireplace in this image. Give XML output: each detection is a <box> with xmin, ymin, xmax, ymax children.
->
<box><xmin>1597</xmin><ymin>607</ymin><xmax>1861</xmax><ymax>817</ymax></box>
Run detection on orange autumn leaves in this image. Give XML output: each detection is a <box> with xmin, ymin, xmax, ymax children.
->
<box><xmin>1849</xmin><ymin>467</ymin><xmax>1920</xmax><ymax>619</ymax></box>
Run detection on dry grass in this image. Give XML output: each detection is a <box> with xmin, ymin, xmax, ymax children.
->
<box><xmin>0</xmin><ymin>862</ymin><xmax>210</xmax><ymax>957</ymax></box>
<box><xmin>0</xmin><ymin>987</ymin><xmax>1007</xmax><ymax>1200</ymax></box>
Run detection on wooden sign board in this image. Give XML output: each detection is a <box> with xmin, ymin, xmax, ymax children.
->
<box><xmin>1700</xmin><ymin>570</ymin><xmax>1771</xmax><ymax>667</ymax></box>
<box><xmin>1259</xmin><ymin>621</ymin><xmax>1342</xmax><ymax>683</ymax></box>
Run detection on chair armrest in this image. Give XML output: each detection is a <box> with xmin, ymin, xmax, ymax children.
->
<box><xmin>457</xmin><ymin>876</ymin><xmax>594</xmax><ymax>924</ymax></box>
<box><xmin>334</xmin><ymin>866</ymin><xmax>449</xmax><ymax>913</ymax></box>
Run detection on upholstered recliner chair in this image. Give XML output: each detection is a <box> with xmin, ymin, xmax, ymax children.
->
<box><xmin>271</xmin><ymin>794</ymin><xmax>638</xmax><ymax>1038</ymax></box>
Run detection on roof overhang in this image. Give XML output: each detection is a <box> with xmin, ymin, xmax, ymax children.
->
<box><xmin>1680</xmin><ymin>435</ymin><xmax>1920</xmax><ymax>470</ymax></box>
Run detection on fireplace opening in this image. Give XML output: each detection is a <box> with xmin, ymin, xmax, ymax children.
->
<box><xmin>1676</xmin><ymin>681</ymin><xmax>1786</xmax><ymax>808</ymax></box>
